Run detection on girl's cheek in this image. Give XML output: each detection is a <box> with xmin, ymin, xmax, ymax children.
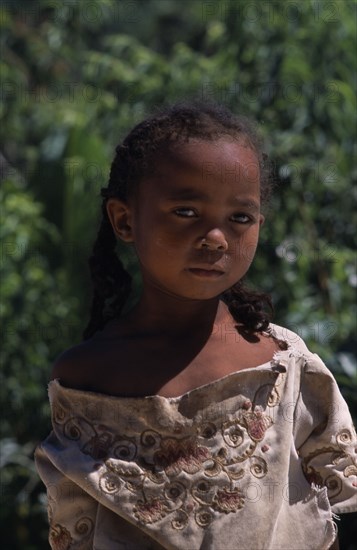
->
<box><xmin>231</xmin><ymin>235</ymin><xmax>259</xmax><ymax>262</ymax></box>
<box><xmin>154</xmin><ymin>237</ymin><xmax>178</xmax><ymax>252</ymax></box>
<box><xmin>244</xmin><ymin>243</ymin><xmax>259</xmax><ymax>263</ymax></box>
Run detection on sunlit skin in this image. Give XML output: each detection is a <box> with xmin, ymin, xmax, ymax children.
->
<box><xmin>52</xmin><ymin>138</ymin><xmax>280</xmax><ymax>398</ymax></box>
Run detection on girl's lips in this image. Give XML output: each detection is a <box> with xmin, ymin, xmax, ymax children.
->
<box><xmin>187</xmin><ymin>268</ymin><xmax>225</xmax><ymax>278</ymax></box>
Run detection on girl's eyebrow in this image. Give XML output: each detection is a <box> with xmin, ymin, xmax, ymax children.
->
<box><xmin>165</xmin><ymin>188</ymin><xmax>260</xmax><ymax>212</ymax></box>
<box><xmin>165</xmin><ymin>188</ymin><xmax>206</xmax><ymax>201</ymax></box>
<box><xmin>231</xmin><ymin>198</ymin><xmax>260</xmax><ymax>212</ymax></box>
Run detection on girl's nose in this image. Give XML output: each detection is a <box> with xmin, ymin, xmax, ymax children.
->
<box><xmin>197</xmin><ymin>229</ymin><xmax>228</xmax><ymax>251</ymax></box>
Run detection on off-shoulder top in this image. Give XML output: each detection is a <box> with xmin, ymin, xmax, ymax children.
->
<box><xmin>34</xmin><ymin>324</ymin><xmax>357</xmax><ymax>550</ymax></box>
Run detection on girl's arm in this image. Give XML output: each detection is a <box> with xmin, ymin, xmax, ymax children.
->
<box><xmin>295</xmin><ymin>354</ymin><xmax>356</xmax><ymax>550</ymax></box>
<box><xmin>35</xmin><ymin>443</ymin><xmax>98</xmax><ymax>548</ymax></box>
<box><xmin>296</xmin><ymin>354</ymin><xmax>357</xmax><ymax>516</ymax></box>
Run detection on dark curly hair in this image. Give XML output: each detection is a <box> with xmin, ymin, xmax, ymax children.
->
<box><xmin>82</xmin><ymin>101</ymin><xmax>276</xmax><ymax>341</ymax></box>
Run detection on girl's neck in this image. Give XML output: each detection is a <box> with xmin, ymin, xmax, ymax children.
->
<box><xmin>122</xmin><ymin>294</ymin><xmax>230</xmax><ymax>339</ymax></box>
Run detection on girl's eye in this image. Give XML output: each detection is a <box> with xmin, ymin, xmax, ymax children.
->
<box><xmin>173</xmin><ymin>208</ymin><xmax>197</xmax><ymax>218</ymax></box>
<box><xmin>230</xmin><ymin>213</ymin><xmax>252</xmax><ymax>224</ymax></box>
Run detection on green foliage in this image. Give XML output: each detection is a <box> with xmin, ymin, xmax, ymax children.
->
<box><xmin>1</xmin><ymin>0</ymin><xmax>356</xmax><ymax>547</ymax></box>
<box><xmin>0</xmin><ymin>178</ymin><xmax>78</xmax><ymax>435</ymax></box>
<box><xmin>0</xmin><ymin>176</ymin><xmax>81</xmax><ymax>546</ymax></box>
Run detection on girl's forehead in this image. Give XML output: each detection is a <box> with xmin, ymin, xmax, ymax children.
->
<box><xmin>133</xmin><ymin>139</ymin><xmax>261</xmax><ymax>206</ymax></box>
<box><xmin>154</xmin><ymin>139</ymin><xmax>260</xmax><ymax>183</ymax></box>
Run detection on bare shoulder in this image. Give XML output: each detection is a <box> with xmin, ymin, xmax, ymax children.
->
<box><xmin>50</xmin><ymin>338</ymin><xmax>110</xmax><ymax>390</ymax></box>
<box><xmin>51</xmin><ymin>330</ymin><xmax>120</xmax><ymax>390</ymax></box>
<box><xmin>50</xmin><ymin>319</ymin><xmax>130</xmax><ymax>391</ymax></box>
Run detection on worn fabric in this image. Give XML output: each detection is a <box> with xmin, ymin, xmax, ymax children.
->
<box><xmin>34</xmin><ymin>324</ymin><xmax>357</xmax><ymax>550</ymax></box>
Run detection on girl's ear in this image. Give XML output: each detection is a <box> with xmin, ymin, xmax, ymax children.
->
<box><xmin>106</xmin><ymin>198</ymin><xmax>134</xmax><ymax>243</ymax></box>
<box><xmin>259</xmin><ymin>214</ymin><xmax>265</xmax><ymax>227</ymax></box>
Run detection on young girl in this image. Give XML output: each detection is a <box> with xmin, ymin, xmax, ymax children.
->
<box><xmin>35</xmin><ymin>102</ymin><xmax>356</xmax><ymax>550</ymax></box>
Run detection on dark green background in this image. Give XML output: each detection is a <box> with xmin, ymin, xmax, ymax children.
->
<box><xmin>1</xmin><ymin>0</ymin><xmax>356</xmax><ymax>547</ymax></box>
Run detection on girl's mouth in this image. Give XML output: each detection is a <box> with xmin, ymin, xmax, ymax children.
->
<box><xmin>187</xmin><ymin>268</ymin><xmax>225</xmax><ymax>278</ymax></box>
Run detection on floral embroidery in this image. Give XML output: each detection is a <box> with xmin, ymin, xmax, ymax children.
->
<box><xmin>134</xmin><ymin>497</ymin><xmax>168</xmax><ymax>523</ymax></box>
<box><xmin>303</xmin><ymin>467</ymin><xmax>324</xmax><ymax>487</ymax></box>
<box><xmin>213</xmin><ymin>487</ymin><xmax>245</xmax><ymax>513</ymax></box>
<box><xmin>82</xmin><ymin>431</ymin><xmax>113</xmax><ymax>459</ymax></box>
<box><xmin>302</xmin><ymin>428</ymin><xmax>357</xmax><ymax>499</ymax></box>
<box><xmin>48</xmin><ymin>517</ymin><xmax>94</xmax><ymax>550</ymax></box>
<box><xmin>242</xmin><ymin>410</ymin><xmax>273</xmax><ymax>441</ymax></box>
<box><xmin>154</xmin><ymin>438</ymin><xmax>211</xmax><ymax>476</ymax></box>
<box><xmin>49</xmin><ymin>524</ymin><xmax>73</xmax><ymax>550</ymax></box>
<box><xmin>344</xmin><ymin>464</ymin><xmax>357</xmax><ymax>477</ymax></box>
<box><xmin>74</xmin><ymin>516</ymin><xmax>94</xmax><ymax>536</ymax></box>
<box><xmin>195</xmin><ymin>509</ymin><xmax>213</xmax><ymax>527</ymax></box>
<box><xmin>53</xmin><ymin>383</ymin><xmax>281</xmax><ymax>531</ymax></box>
<box><xmin>100</xmin><ymin>470</ymin><xmax>123</xmax><ymax>494</ymax></box>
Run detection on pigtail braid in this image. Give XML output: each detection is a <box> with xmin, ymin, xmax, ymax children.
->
<box><xmin>222</xmin><ymin>281</ymin><xmax>273</xmax><ymax>335</ymax></box>
<box><xmin>82</xmin><ymin>204</ymin><xmax>132</xmax><ymax>340</ymax></box>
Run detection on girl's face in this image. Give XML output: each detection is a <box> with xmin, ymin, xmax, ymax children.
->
<box><xmin>108</xmin><ymin>138</ymin><xmax>264</xmax><ymax>302</ymax></box>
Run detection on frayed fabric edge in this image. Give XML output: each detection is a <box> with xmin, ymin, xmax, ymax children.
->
<box><xmin>311</xmin><ymin>483</ymin><xmax>338</xmax><ymax>550</ymax></box>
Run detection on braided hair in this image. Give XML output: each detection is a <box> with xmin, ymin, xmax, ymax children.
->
<box><xmin>83</xmin><ymin>101</ymin><xmax>275</xmax><ymax>341</ymax></box>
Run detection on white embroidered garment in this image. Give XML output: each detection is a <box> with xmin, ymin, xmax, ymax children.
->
<box><xmin>35</xmin><ymin>326</ymin><xmax>357</xmax><ymax>550</ymax></box>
